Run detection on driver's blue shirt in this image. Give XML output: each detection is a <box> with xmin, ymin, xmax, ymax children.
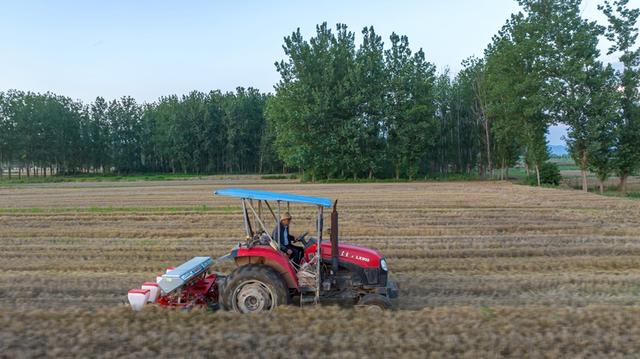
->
<box><xmin>272</xmin><ymin>222</ymin><xmax>293</xmax><ymax>251</ymax></box>
<box><xmin>283</xmin><ymin>226</ymin><xmax>289</xmax><ymax>246</ymax></box>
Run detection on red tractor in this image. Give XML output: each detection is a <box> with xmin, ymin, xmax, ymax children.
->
<box><xmin>128</xmin><ymin>188</ymin><xmax>398</xmax><ymax>313</ymax></box>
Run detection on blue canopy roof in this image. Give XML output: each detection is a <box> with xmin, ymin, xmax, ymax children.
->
<box><xmin>214</xmin><ymin>188</ymin><xmax>333</xmax><ymax>207</ymax></box>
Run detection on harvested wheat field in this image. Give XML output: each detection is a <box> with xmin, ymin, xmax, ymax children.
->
<box><xmin>1</xmin><ymin>178</ymin><xmax>640</xmax><ymax>358</ymax></box>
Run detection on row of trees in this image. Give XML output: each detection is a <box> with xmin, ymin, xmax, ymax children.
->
<box><xmin>268</xmin><ymin>23</ymin><xmax>500</xmax><ymax>180</ymax></box>
<box><xmin>0</xmin><ymin>88</ymin><xmax>282</xmax><ymax>176</ymax></box>
<box><xmin>267</xmin><ymin>0</ymin><xmax>639</xmax><ymax>190</ymax></box>
<box><xmin>268</xmin><ymin>24</ymin><xmax>434</xmax><ymax>180</ymax></box>
<box><xmin>1</xmin><ymin>0</ymin><xmax>638</xmax><ymax>190</ymax></box>
<box><xmin>473</xmin><ymin>0</ymin><xmax>639</xmax><ymax>192</ymax></box>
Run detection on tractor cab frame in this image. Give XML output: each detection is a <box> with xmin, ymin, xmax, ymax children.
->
<box><xmin>215</xmin><ymin>188</ymin><xmax>332</xmax><ymax>304</ymax></box>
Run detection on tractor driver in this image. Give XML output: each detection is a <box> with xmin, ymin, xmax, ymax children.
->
<box><xmin>272</xmin><ymin>212</ymin><xmax>303</xmax><ymax>265</ymax></box>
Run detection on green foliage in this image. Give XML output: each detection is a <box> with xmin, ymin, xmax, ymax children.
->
<box><xmin>477</xmin><ymin>2</ymin><xmax>559</xmax><ymax>182</ymax></box>
<box><xmin>142</xmin><ymin>88</ymin><xmax>273</xmax><ymax>174</ymax></box>
<box><xmin>542</xmin><ymin>2</ymin><xmax>621</xmax><ymax>191</ymax></box>
<box><xmin>385</xmin><ymin>34</ymin><xmax>438</xmax><ymax>179</ymax></box>
<box><xmin>599</xmin><ymin>0</ymin><xmax>640</xmax><ymax>191</ymax></box>
<box><xmin>526</xmin><ymin>162</ymin><xmax>562</xmax><ymax>186</ymax></box>
<box><xmin>260</xmin><ymin>174</ymin><xmax>298</xmax><ymax>180</ymax></box>
<box><xmin>0</xmin><ymin>172</ymin><xmax>207</xmax><ymax>187</ymax></box>
<box><xmin>2</xmin><ymin>1</ymin><xmax>639</xmax><ymax>186</ymax></box>
<box><xmin>438</xmin><ymin>67</ymin><xmax>486</xmax><ymax>176</ymax></box>
<box><xmin>494</xmin><ymin>4</ymin><xmax>552</xmax><ymax>175</ymax></box>
<box><xmin>267</xmin><ymin>23</ymin><xmax>363</xmax><ymax>180</ymax></box>
<box><xmin>0</xmin><ymin>88</ymin><xmax>281</xmax><ymax>176</ymax></box>
<box><xmin>268</xmin><ymin>23</ymin><xmax>438</xmax><ymax>181</ymax></box>
<box><xmin>298</xmin><ymin>172</ymin><xmax>481</xmax><ymax>184</ymax></box>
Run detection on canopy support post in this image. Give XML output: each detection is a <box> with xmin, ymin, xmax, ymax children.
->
<box><xmin>264</xmin><ymin>200</ymin><xmax>277</xmax><ymax>224</ymax></box>
<box><xmin>315</xmin><ymin>205</ymin><xmax>323</xmax><ymax>305</ymax></box>
<box><xmin>276</xmin><ymin>201</ymin><xmax>281</xmax><ymax>250</ymax></box>
<box><xmin>245</xmin><ymin>200</ymin><xmax>279</xmax><ymax>251</ymax></box>
<box><xmin>241</xmin><ymin>199</ymin><xmax>252</xmax><ymax>238</ymax></box>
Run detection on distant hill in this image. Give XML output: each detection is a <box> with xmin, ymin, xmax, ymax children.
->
<box><xmin>549</xmin><ymin>145</ymin><xmax>568</xmax><ymax>156</ymax></box>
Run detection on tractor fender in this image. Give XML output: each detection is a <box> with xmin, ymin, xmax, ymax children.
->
<box><xmin>230</xmin><ymin>246</ymin><xmax>298</xmax><ymax>289</ymax></box>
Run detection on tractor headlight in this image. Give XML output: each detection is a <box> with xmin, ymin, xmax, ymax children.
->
<box><xmin>380</xmin><ymin>258</ymin><xmax>388</xmax><ymax>271</ymax></box>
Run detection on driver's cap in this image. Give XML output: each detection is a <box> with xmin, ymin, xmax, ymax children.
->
<box><xmin>281</xmin><ymin>212</ymin><xmax>292</xmax><ymax>221</ymax></box>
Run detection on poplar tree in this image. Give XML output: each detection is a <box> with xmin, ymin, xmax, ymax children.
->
<box><xmin>600</xmin><ymin>0</ymin><xmax>640</xmax><ymax>192</ymax></box>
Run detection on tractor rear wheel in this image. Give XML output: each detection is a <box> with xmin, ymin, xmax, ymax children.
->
<box><xmin>222</xmin><ymin>264</ymin><xmax>290</xmax><ymax>313</ymax></box>
<box><xmin>357</xmin><ymin>293</ymin><xmax>393</xmax><ymax>311</ymax></box>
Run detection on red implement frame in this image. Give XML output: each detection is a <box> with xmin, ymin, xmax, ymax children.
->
<box><xmin>156</xmin><ymin>272</ymin><xmax>219</xmax><ymax>309</ymax></box>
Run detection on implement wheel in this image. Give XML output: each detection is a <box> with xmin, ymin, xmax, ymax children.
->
<box><xmin>222</xmin><ymin>264</ymin><xmax>290</xmax><ymax>313</ymax></box>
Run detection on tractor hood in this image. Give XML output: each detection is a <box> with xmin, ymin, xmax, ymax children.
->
<box><xmin>307</xmin><ymin>241</ymin><xmax>383</xmax><ymax>269</ymax></box>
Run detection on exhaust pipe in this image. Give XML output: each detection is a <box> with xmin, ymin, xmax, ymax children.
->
<box><xmin>330</xmin><ymin>200</ymin><xmax>339</xmax><ymax>274</ymax></box>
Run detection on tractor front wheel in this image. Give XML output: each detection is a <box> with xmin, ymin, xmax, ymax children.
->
<box><xmin>357</xmin><ymin>293</ymin><xmax>393</xmax><ymax>311</ymax></box>
<box><xmin>222</xmin><ymin>264</ymin><xmax>290</xmax><ymax>313</ymax></box>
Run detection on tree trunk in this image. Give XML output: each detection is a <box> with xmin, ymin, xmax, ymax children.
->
<box><xmin>580</xmin><ymin>151</ymin><xmax>588</xmax><ymax>192</ymax></box>
<box><xmin>474</xmin><ymin>74</ymin><xmax>491</xmax><ymax>177</ymax></box>
<box><xmin>619</xmin><ymin>173</ymin><xmax>628</xmax><ymax>193</ymax></box>
<box><xmin>394</xmin><ymin>164</ymin><xmax>400</xmax><ymax>181</ymax></box>
<box><xmin>535</xmin><ymin>164</ymin><xmax>541</xmax><ymax>187</ymax></box>
<box><xmin>484</xmin><ymin>121</ymin><xmax>492</xmax><ymax>177</ymax></box>
<box><xmin>368</xmin><ymin>167</ymin><xmax>373</xmax><ymax>180</ymax></box>
<box><xmin>599</xmin><ymin>180</ymin><xmax>604</xmax><ymax>194</ymax></box>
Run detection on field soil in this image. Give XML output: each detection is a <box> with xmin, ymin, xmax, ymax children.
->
<box><xmin>1</xmin><ymin>179</ymin><xmax>640</xmax><ymax>358</ymax></box>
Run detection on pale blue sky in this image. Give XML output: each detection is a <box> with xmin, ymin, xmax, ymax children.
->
<box><xmin>1</xmin><ymin>0</ymin><xmax>636</xmax><ymax>145</ymax></box>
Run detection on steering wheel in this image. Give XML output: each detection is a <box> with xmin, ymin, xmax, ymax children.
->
<box><xmin>296</xmin><ymin>232</ymin><xmax>308</xmax><ymax>243</ymax></box>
